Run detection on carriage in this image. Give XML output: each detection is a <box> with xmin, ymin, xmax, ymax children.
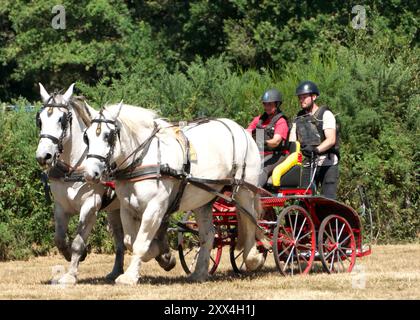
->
<box><xmin>176</xmin><ymin>142</ymin><xmax>373</xmax><ymax>276</ymax></box>
<box><xmin>38</xmin><ymin>86</ymin><xmax>372</xmax><ymax>284</ymax></box>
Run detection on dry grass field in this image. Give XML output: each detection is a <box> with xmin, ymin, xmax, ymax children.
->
<box><xmin>0</xmin><ymin>244</ymin><xmax>419</xmax><ymax>300</ymax></box>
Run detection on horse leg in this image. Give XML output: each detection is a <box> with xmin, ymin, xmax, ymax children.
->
<box><xmin>120</xmin><ymin>206</ymin><xmax>174</xmax><ymax>272</ymax></box>
<box><xmin>235</xmin><ymin>189</ymin><xmax>265</xmax><ymax>271</ymax></box>
<box><xmin>115</xmin><ymin>199</ymin><xmax>167</xmax><ymax>285</ymax></box>
<box><xmin>120</xmin><ymin>206</ymin><xmax>141</xmax><ymax>253</ymax></box>
<box><xmin>53</xmin><ymin>204</ymin><xmax>71</xmax><ymax>262</ymax></box>
<box><xmin>154</xmin><ymin>218</ymin><xmax>176</xmax><ymax>271</ymax></box>
<box><xmin>105</xmin><ymin>209</ymin><xmax>125</xmax><ymax>280</ymax></box>
<box><xmin>188</xmin><ymin>203</ymin><xmax>214</xmax><ymax>282</ymax></box>
<box><xmin>58</xmin><ymin>196</ymin><xmax>99</xmax><ymax>285</ymax></box>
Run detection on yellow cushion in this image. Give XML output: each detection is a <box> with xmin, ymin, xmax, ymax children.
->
<box><xmin>272</xmin><ymin>142</ymin><xmax>301</xmax><ymax>186</ymax></box>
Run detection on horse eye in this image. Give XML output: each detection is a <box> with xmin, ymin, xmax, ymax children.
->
<box><xmin>104</xmin><ymin>133</ymin><xmax>109</xmax><ymax>141</ymax></box>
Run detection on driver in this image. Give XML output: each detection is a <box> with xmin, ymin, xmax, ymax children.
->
<box><xmin>246</xmin><ymin>88</ymin><xmax>289</xmax><ymax>187</ymax></box>
<box><xmin>289</xmin><ymin>80</ymin><xmax>339</xmax><ymax>199</ymax></box>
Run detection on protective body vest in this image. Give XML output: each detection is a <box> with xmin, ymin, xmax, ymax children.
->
<box><xmin>254</xmin><ymin>111</ymin><xmax>289</xmax><ymax>152</ymax></box>
<box><xmin>295</xmin><ymin>106</ymin><xmax>340</xmax><ymax>158</ymax></box>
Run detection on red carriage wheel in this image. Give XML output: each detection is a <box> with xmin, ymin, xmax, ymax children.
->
<box><xmin>318</xmin><ymin>214</ymin><xmax>356</xmax><ymax>273</ymax></box>
<box><xmin>273</xmin><ymin>205</ymin><xmax>316</xmax><ymax>276</ymax></box>
<box><xmin>177</xmin><ymin>211</ymin><xmax>223</xmax><ymax>275</ymax></box>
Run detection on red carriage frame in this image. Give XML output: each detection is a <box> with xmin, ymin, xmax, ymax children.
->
<box><xmin>176</xmin><ymin>184</ymin><xmax>373</xmax><ymax>276</ymax></box>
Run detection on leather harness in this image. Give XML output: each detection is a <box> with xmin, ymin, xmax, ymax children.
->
<box><xmin>91</xmin><ymin>117</ymin><xmax>267</xmax><ymax>229</ymax></box>
<box><xmin>42</xmin><ymin>159</ymin><xmax>116</xmax><ymax>210</ymax></box>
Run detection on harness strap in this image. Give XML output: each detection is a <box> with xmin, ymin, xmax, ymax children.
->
<box><xmin>66</xmin><ymin>146</ymin><xmax>88</xmax><ymax>178</ymax></box>
<box><xmin>47</xmin><ymin>159</ymin><xmax>86</xmax><ymax>182</ymax></box>
<box><xmin>165</xmin><ymin>177</ymin><xmax>188</xmax><ymax>215</ymax></box>
<box><xmin>109</xmin><ymin>160</ymin><xmax>270</xmax><ymax>230</ymax></box>
<box><xmin>212</xmin><ymin>119</ymin><xmax>237</xmax><ymax>177</ymax></box>
<box><xmin>114</xmin><ymin>164</ymin><xmax>162</xmax><ymax>181</ymax></box>
<box><xmin>39</xmin><ymin>134</ymin><xmax>60</xmax><ymax>145</ymax></box>
<box><xmin>87</xmin><ymin>154</ymin><xmax>107</xmax><ymax>163</ymax></box>
<box><xmin>40</xmin><ymin>172</ymin><xmax>52</xmax><ymax>204</ymax></box>
<box><xmin>111</xmin><ymin>122</ymin><xmax>160</xmax><ymax>178</ymax></box>
<box><xmin>99</xmin><ymin>186</ymin><xmax>117</xmax><ymax>211</ymax></box>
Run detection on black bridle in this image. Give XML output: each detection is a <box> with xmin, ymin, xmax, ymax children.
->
<box><xmin>84</xmin><ymin>117</ymin><xmax>121</xmax><ymax>174</ymax></box>
<box><xmin>36</xmin><ymin>94</ymin><xmax>73</xmax><ymax>154</ymax></box>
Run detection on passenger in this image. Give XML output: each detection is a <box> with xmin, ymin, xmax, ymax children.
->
<box><xmin>247</xmin><ymin>88</ymin><xmax>289</xmax><ymax>187</ymax></box>
<box><xmin>289</xmin><ymin>81</ymin><xmax>340</xmax><ymax>199</ymax></box>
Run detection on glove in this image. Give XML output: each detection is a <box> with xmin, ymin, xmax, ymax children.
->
<box><xmin>301</xmin><ymin>145</ymin><xmax>319</xmax><ymax>158</ymax></box>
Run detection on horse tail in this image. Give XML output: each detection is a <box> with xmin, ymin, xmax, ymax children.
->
<box><xmin>254</xmin><ymin>193</ymin><xmax>271</xmax><ymax>250</ymax></box>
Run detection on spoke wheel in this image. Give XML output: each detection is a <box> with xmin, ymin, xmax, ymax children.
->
<box><xmin>318</xmin><ymin>215</ymin><xmax>356</xmax><ymax>273</ymax></box>
<box><xmin>177</xmin><ymin>211</ymin><xmax>222</xmax><ymax>275</ymax></box>
<box><xmin>273</xmin><ymin>205</ymin><xmax>315</xmax><ymax>276</ymax></box>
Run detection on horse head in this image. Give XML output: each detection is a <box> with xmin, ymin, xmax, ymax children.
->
<box><xmin>83</xmin><ymin>101</ymin><xmax>123</xmax><ymax>183</ymax></box>
<box><xmin>35</xmin><ymin>83</ymin><xmax>76</xmax><ymax>167</ymax></box>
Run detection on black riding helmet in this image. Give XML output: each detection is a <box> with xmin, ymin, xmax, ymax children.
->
<box><xmin>295</xmin><ymin>81</ymin><xmax>320</xmax><ymax>97</ymax></box>
<box><xmin>261</xmin><ymin>88</ymin><xmax>283</xmax><ymax>105</ymax></box>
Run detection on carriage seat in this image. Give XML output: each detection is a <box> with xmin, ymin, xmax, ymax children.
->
<box><xmin>267</xmin><ymin>141</ymin><xmax>302</xmax><ymax>188</ymax></box>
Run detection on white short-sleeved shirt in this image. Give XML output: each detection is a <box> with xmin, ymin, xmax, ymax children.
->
<box><xmin>289</xmin><ymin>109</ymin><xmax>338</xmax><ymax>166</ymax></box>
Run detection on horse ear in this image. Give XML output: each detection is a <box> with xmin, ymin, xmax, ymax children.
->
<box><xmin>63</xmin><ymin>83</ymin><xmax>75</xmax><ymax>103</ymax></box>
<box><xmin>89</xmin><ymin>106</ymin><xmax>99</xmax><ymax>119</ymax></box>
<box><xmin>84</xmin><ymin>101</ymin><xmax>97</xmax><ymax>117</ymax></box>
<box><xmin>39</xmin><ymin>83</ymin><xmax>50</xmax><ymax>104</ymax></box>
<box><xmin>116</xmin><ymin>100</ymin><xmax>123</xmax><ymax>118</ymax></box>
<box><xmin>108</xmin><ymin>100</ymin><xmax>123</xmax><ymax>121</ymax></box>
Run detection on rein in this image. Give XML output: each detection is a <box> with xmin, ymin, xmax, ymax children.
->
<box><xmin>112</xmin><ymin>122</ymin><xmax>161</xmax><ymax>176</ymax></box>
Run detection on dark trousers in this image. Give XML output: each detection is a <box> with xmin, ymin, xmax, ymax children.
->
<box><xmin>302</xmin><ymin>164</ymin><xmax>339</xmax><ymax>199</ymax></box>
<box><xmin>259</xmin><ymin>153</ymin><xmax>286</xmax><ymax>187</ymax></box>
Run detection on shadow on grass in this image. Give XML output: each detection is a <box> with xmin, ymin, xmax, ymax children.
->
<box><xmin>40</xmin><ymin>276</ymin><xmax>115</xmax><ymax>286</ymax></box>
<box><xmin>40</xmin><ymin>262</ymin><xmax>329</xmax><ymax>286</ymax></box>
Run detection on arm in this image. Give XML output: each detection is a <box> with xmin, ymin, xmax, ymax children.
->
<box><xmin>316</xmin><ymin>128</ymin><xmax>336</xmax><ymax>153</ymax></box>
<box><xmin>265</xmin><ymin>134</ymin><xmax>282</xmax><ymax>148</ymax></box>
<box><xmin>316</xmin><ymin>110</ymin><xmax>336</xmax><ymax>153</ymax></box>
<box><xmin>266</xmin><ymin>117</ymin><xmax>288</xmax><ymax>148</ymax></box>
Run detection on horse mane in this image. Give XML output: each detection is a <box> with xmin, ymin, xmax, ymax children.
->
<box><xmin>106</xmin><ymin>103</ymin><xmax>159</xmax><ymax>135</ymax></box>
<box><xmin>70</xmin><ymin>96</ymin><xmax>93</xmax><ymax>127</ymax></box>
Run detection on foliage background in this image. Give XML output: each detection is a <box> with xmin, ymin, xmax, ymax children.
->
<box><xmin>0</xmin><ymin>1</ymin><xmax>418</xmax><ymax>260</ymax></box>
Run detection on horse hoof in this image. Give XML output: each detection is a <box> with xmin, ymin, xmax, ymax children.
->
<box><xmin>156</xmin><ymin>253</ymin><xmax>176</xmax><ymax>272</ymax></box>
<box><xmin>245</xmin><ymin>253</ymin><xmax>265</xmax><ymax>271</ymax></box>
<box><xmin>105</xmin><ymin>270</ymin><xmax>124</xmax><ymax>281</ymax></box>
<box><xmin>115</xmin><ymin>273</ymin><xmax>138</xmax><ymax>286</ymax></box>
<box><xmin>187</xmin><ymin>272</ymin><xmax>208</xmax><ymax>283</ymax></box>
<box><xmin>79</xmin><ymin>248</ymin><xmax>88</xmax><ymax>262</ymax></box>
<box><xmin>62</xmin><ymin>250</ymin><xmax>72</xmax><ymax>262</ymax></box>
<box><xmin>58</xmin><ymin>273</ymin><xmax>77</xmax><ymax>285</ymax></box>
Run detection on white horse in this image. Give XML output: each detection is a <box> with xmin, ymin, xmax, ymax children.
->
<box><xmin>35</xmin><ymin>83</ymin><xmax>125</xmax><ymax>284</ymax></box>
<box><xmin>83</xmin><ymin>103</ymin><xmax>265</xmax><ymax>285</ymax></box>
